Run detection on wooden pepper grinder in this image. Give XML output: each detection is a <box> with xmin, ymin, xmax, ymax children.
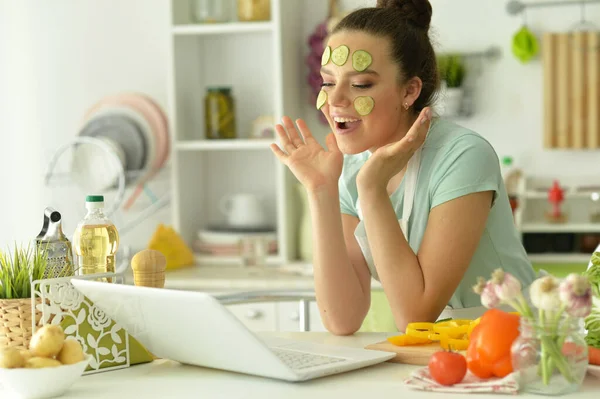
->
<box><xmin>131</xmin><ymin>249</ymin><xmax>166</xmax><ymax>288</ymax></box>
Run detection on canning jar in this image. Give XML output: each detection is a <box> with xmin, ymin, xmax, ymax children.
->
<box><xmin>205</xmin><ymin>87</ymin><xmax>236</xmax><ymax>139</ymax></box>
<box><xmin>237</xmin><ymin>0</ymin><xmax>270</xmax><ymax>22</ymax></box>
<box><xmin>192</xmin><ymin>0</ymin><xmax>232</xmax><ymax>23</ymax></box>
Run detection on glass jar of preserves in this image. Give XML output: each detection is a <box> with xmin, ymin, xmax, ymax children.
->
<box><xmin>237</xmin><ymin>0</ymin><xmax>271</xmax><ymax>22</ymax></box>
<box><xmin>205</xmin><ymin>87</ymin><xmax>236</xmax><ymax>139</ymax></box>
<box><xmin>191</xmin><ymin>0</ymin><xmax>232</xmax><ymax>23</ymax></box>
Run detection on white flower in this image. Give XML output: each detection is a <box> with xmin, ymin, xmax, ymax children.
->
<box><xmin>87</xmin><ymin>307</ymin><xmax>112</xmax><ymax>331</ymax></box>
<box><xmin>55</xmin><ymin>283</ymin><xmax>84</xmax><ymax>311</ymax></box>
<box><xmin>559</xmin><ymin>273</ymin><xmax>592</xmax><ymax>318</ymax></box>
<box><xmin>491</xmin><ymin>269</ymin><xmax>523</xmax><ymax>301</ymax></box>
<box><xmin>530</xmin><ymin>276</ymin><xmax>561</xmax><ymax>311</ymax></box>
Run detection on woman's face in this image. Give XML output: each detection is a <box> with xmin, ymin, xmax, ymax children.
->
<box><xmin>320</xmin><ymin>31</ymin><xmax>416</xmax><ymax>154</ymax></box>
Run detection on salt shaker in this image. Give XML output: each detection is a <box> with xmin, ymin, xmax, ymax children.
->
<box><xmin>131</xmin><ymin>249</ymin><xmax>167</xmax><ymax>288</ymax></box>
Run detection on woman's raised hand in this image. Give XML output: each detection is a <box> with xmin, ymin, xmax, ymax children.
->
<box><xmin>271</xmin><ymin>116</ymin><xmax>343</xmax><ymax>192</ymax></box>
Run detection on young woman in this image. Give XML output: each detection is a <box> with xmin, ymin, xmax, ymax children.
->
<box><xmin>271</xmin><ymin>0</ymin><xmax>536</xmax><ymax>335</ymax></box>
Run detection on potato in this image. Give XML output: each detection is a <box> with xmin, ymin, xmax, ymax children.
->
<box><xmin>25</xmin><ymin>357</ymin><xmax>62</xmax><ymax>369</ymax></box>
<box><xmin>57</xmin><ymin>339</ymin><xmax>85</xmax><ymax>365</ymax></box>
<box><xmin>0</xmin><ymin>348</ymin><xmax>25</xmax><ymax>369</ymax></box>
<box><xmin>19</xmin><ymin>349</ymin><xmax>32</xmax><ymax>363</ymax></box>
<box><xmin>29</xmin><ymin>325</ymin><xmax>65</xmax><ymax>358</ymax></box>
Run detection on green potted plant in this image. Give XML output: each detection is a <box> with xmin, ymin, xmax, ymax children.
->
<box><xmin>438</xmin><ymin>54</ymin><xmax>466</xmax><ymax>116</ymax></box>
<box><xmin>0</xmin><ymin>244</ymin><xmax>49</xmax><ymax>350</ymax></box>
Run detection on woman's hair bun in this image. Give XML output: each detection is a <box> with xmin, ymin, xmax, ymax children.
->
<box><xmin>376</xmin><ymin>0</ymin><xmax>432</xmax><ymax>31</ymax></box>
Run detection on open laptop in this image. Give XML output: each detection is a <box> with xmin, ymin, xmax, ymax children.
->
<box><xmin>70</xmin><ymin>279</ymin><xmax>395</xmax><ymax>382</ymax></box>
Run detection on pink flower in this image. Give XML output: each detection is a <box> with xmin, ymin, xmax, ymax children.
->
<box><xmin>559</xmin><ymin>273</ymin><xmax>592</xmax><ymax>318</ymax></box>
<box><xmin>473</xmin><ymin>277</ymin><xmax>500</xmax><ymax>308</ymax></box>
<box><xmin>491</xmin><ymin>269</ymin><xmax>523</xmax><ymax>302</ymax></box>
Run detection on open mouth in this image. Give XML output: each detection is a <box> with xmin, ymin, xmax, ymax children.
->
<box><xmin>334</xmin><ymin>117</ymin><xmax>362</xmax><ymax>131</ymax></box>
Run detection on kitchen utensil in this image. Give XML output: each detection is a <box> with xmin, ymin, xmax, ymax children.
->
<box><xmin>35</xmin><ymin>207</ymin><xmax>74</xmax><ymax>278</ymax></box>
<box><xmin>70</xmin><ymin>136</ymin><xmax>127</xmax><ymax>192</ymax></box>
<box><xmin>364</xmin><ymin>340</ymin><xmax>465</xmax><ymax>366</ymax></box>
<box><xmin>543</xmin><ymin>31</ymin><xmax>600</xmax><ymax>149</ymax></box>
<box><xmin>219</xmin><ymin>193</ymin><xmax>268</xmax><ymax>228</ymax></box>
<box><xmin>131</xmin><ymin>249</ymin><xmax>166</xmax><ymax>288</ymax></box>
<box><xmin>79</xmin><ymin>114</ymin><xmax>146</xmax><ymax>172</ymax></box>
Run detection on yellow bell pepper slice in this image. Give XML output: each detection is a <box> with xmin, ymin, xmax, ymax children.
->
<box><xmin>387</xmin><ymin>334</ymin><xmax>432</xmax><ymax>346</ymax></box>
<box><xmin>440</xmin><ymin>334</ymin><xmax>469</xmax><ymax>351</ymax></box>
<box><xmin>433</xmin><ymin>323</ymin><xmax>469</xmax><ymax>339</ymax></box>
<box><xmin>405</xmin><ymin>322</ymin><xmax>435</xmax><ymax>340</ymax></box>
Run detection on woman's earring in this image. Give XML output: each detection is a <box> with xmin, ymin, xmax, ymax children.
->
<box><xmin>403</xmin><ymin>102</ymin><xmax>410</xmax><ymax>110</ymax></box>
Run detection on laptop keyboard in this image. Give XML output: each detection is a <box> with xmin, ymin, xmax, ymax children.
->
<box><xmin>271</xmin><ymin>348</ymin><xmax>346</xmax><ymax>370</ymax></box>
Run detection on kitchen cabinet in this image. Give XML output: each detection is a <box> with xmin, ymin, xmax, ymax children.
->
<box><xmin>167</xmin><ymin>0</ymin><xmax>305</xmax><ymax>267</ymax></box>
<box><xmin>227</xmin><ymin>301</ymin><xmax>326</xmax><ymax>332</ymax></box>
<box><xmin>514</xmin><ymin>175</ymin><xmax>600</xmax><ymax>272</ymax></box>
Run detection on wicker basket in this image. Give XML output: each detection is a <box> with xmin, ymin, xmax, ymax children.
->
<box><xmin>0</xmin><ymin>298</ymin><xmax>42</xmax><ymax>350</ymax></box>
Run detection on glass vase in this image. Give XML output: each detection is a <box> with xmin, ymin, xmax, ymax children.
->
<box><xmin>511</xmin><ymin>315</ymin><xmax>588</xmax><ymax>396</ymax></box>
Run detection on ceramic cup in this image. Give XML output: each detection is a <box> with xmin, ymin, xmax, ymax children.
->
<box><xmin>219</xmin><ymin>193</ymin><xmax>267</xmax><ymax>228</ymax></box>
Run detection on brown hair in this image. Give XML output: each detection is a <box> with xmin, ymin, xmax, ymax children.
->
<box><xmin>332</xmin><ymin>0</ymin><xmax>439</xmax><ymax>113</ymax></box>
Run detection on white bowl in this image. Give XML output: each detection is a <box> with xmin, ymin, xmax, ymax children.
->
<box><xmin>0</xmin><ymin>355</ymin><xmax>90</xmax><ymax>399</ymax></box>
<box><xmin>588</xmin><ymin>364</ymin><xmax>600</xmax><ymax>379</ymax></box>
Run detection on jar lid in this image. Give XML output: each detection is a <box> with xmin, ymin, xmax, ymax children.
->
<box><xmin>207</xmin><ymin>87</ymin><xmax>232</xmax><ymax>94</ymax></box>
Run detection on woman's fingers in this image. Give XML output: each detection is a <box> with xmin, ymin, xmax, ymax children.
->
<box><xmin>282</xmin><ymin>116</ymin><xmax>305</xmax><ymax>148</ymax></box>
<box><xmin>295</xmin><ymin>119</ymin><xmax>317</xmax><ymax>144</ymax></box>
<box><xmin>270</xmin><ymin>143</ymin><xmax>288</xmax><ymax>163</ymax></box>
<box><xmin>325</xmin><ymin>133</ymin><xmax>340</xmax><ymax>153</ymax></box>
<box><xmin>275</xmin><ymin>123</ymin><xmax>297</xmax><ymax>154</ymax></box>
<box><xmin>388</xmin><ymin>107</ymin><xmax>431</xmax><ymax>155</ymax></box>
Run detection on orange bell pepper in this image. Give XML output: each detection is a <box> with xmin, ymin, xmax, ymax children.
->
<box><xmin>466</xmin><ymin>308</ymin><xmax>520</xmax><ymax>378</ymax></box>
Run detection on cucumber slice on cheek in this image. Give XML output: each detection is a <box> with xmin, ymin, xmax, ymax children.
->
<box><xmin>321</xmin><ymin>46</ymin><xmax>331</xmax><ymax>66</ymax></box>
<box><xmin>352</xmin><ymin>50</ymin><xmax>372</xmax><ymax>72</ymax></box>
<box><xmin>354</xmin><ymin>96</ymin><xmax>374</xmax><ymax>116</ymax></box>
<box><xmin>316</xmin><ymin>90</ymin><xmax>327</xmax><ymax>110</ymax></box>
<box><xmin>331</xmin><ymin>45</ymin><xmax>350</xmax><ymax>66</ymax></box>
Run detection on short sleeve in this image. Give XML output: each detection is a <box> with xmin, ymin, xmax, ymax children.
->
<box><xmin>430</xmin><ymin>135</ymin><xmax>501</xmax><ymax>209</ymax></box>
<box><xmin>338</xmin><ymin>174</ymin><xmax>358</xmax><ymax>217</ymax></box>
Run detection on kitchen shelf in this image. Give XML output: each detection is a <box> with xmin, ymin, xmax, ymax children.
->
<box><xmin>176</xmin><ymin>139</ymin><xmax>274</xmax><ymax>151</ymax></box>
<box><xmin>524</xmin><ymin>190</ymin><xmax>600</xmax><ymax>200</ymax></box>
<box><xmin>520</xmin><ymin>223</ymin><xmax>600</xmax><ymax>233</ymax></box>
<box><xmin>172</xmin><ymin>22</ymin><xmax>274</xmax><ymax>36</ymax></box>
<box><xmin>527</xmin><ymin>253</ymin><xmax>593</xmax><ymax>264</ymax></box>
<box><xmin>195</xmin><ymin>254</ymin><xmax>281</xmax><ymax>266</ymax></box>
<box><xmin>168</xmin><ymin>0</ymin><xmax>303</xmax><ymax>266</ymax></box>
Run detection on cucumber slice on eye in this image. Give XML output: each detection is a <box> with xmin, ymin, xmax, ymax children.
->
<box><xmin>331</xmin><ymin>45</ymin><xmax>350</xmax><ymax>66</ymax></box>
<box><xmin>354</xmin><ymin>96</ymin><xmax>374</xmax><ymax>116</ymax></box>
<box><xmin>352</xmin><ymin>50</ymin><xmax>372</xmax><ymax>72</ymax></box>
<box><xmin>316</xmin><ymin>90</ymin><xmax>328</xmax><ymax>110</ymax></box>
<box><xmin>321</xmin><ymin>46</ymin><xmax>331</xmax><ymax>66</ymax></box>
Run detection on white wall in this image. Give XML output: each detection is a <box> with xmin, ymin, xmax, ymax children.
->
<box><xmin>0</xmin><ymin>0</ymin><xmax>171</xmax><ymax>249</ymax></box>
<box><xmin>301</xmin><ymin>0</ymin><xmax>600</xmax><ymax>180</ymax></box>
<box><xmin>1</xmin><ymin>0</ymin><xmax>599</xmax><ymax>249</ymax></box>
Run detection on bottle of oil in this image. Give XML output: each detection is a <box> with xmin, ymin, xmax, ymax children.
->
<box><xmin>73</xmin><ymin>195</ymin><xmax>119</xmax><ymax>282</ymax></box>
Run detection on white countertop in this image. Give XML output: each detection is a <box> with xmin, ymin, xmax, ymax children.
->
<box><xmin>4</xmin><ymin>332</ymin><xmax>598</xmax><ymax>399</ymax></box>
<box><xmin>151</xmin><ymin>265</ymin><xmax>383</xmax><ymax>292</ymax></box>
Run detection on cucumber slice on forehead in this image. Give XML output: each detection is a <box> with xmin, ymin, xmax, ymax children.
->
<box><xmin>321</xmin><ymin>46</ymin><xmax>331</xmax><ymax>66</ymax></box>
<box><xmin>352</xmin><ymin>50</ymin><xmax>372</xmax><ymax>72</ymax></box>
<box><xmin>316</xmin><ymin>90</ymin><xmax>327</xmax><ymax>110</ymax></box>
<box><xmin>331</xmin><ymin>45</ymin><xmax>350</xmax><ymax>66</ymax></box>
<box><xmin>354</xmin><ymin>96</ymin><xmax>375</xmax><ymax>116</ymax></box>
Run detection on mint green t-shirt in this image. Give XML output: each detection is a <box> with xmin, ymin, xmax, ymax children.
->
<box><xmin>338</xmin><ymin>118</ymin><xmax>536</xmax><ymax>309</ymax></box>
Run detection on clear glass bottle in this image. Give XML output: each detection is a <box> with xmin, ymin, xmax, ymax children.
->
<box><xmin>73</xmin><ymin>195</ymin><xmax>119</xmax><ymax>283</ymax></box>
<box><xmin>191</xmin><ymin>0</ymin><xmax>232</xmax><ymax>23</ymax></box>
<box><xmin>511</xmin><ymin>316</ymin><xmax>588</xmax><ymax>395</ymax></box>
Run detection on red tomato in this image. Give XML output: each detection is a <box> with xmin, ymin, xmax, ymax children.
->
<box><xmin>428</xmin><ymin>351</ymin><xmax>467</xmax><ymax>386</ymax></box>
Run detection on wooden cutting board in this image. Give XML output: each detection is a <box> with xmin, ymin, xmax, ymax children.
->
<box><xmin>364</xmin><ymin>341</ymin><xmax>466</xmax><ymax>366</ymax></box>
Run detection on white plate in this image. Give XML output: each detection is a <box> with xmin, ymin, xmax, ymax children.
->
<box><xmin>588</xmin><ymin>364</ymin><xmax>600</xmax><ymax>378</ymax></box>
<box><xmin>84</xmin><ymin>105</ymin><xmax>156</xmax><ymax>174</ymax></box>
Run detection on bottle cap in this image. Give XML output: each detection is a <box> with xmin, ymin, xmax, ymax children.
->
<box><xmin>502</xmin><ymin>156</ymin><xmax>513</xmax><ymax>166</ymax></box>
<box><xmin>86</xmin><ymin>195</ymin><xmax>104</xmax><ymax>203</ymax></box>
